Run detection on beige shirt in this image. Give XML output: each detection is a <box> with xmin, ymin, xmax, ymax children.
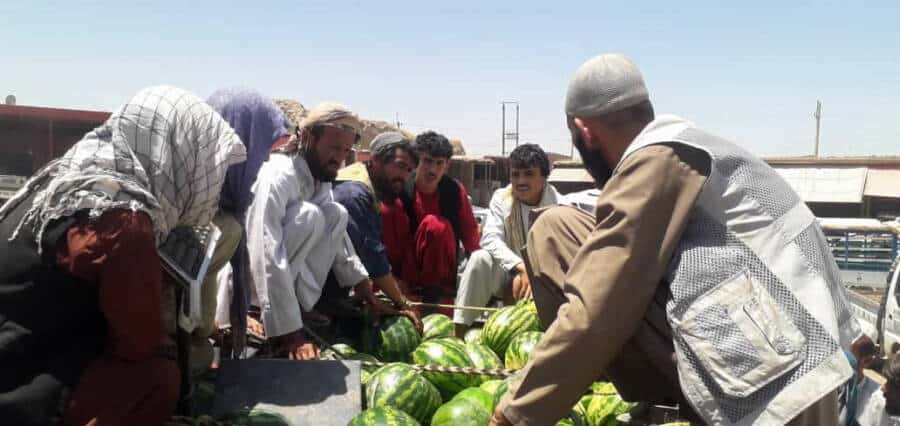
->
<box><xmin>500</xmin><ymin>144</ymin><xmax>711</xmax><ymax>425</ymax></box>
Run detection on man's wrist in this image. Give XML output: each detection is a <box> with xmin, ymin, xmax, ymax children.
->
<box><xmin>394</xmin><ymin>297</ymin><xmax>410</xmax><ymax>310</ymax></box>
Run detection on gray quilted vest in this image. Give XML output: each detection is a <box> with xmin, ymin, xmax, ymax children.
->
<box><xmin>621</xmin><ymin>115</ymin><xmax>860</xmax><ymax>425</ymax></box>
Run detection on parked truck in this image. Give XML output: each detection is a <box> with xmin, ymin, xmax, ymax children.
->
<box><xmin>824</xmin><ymin>218</ymin><xmax>900</xmax><ymax>356</ymax></box>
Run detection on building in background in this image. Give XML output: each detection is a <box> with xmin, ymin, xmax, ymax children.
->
<box><xmin>766</xmin><ymin>156</ymin><xmax>900</xmax><ymax>220</ymax></box>
<box><xmin>0</xmin><ymin>102</ymin><xmax>110</xmax><ymax>201</ymax></box>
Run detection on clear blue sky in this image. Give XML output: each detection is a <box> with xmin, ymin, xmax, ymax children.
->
<box><xmin>3</xmin><ymin>1</ymin><xmax>899</xmax><ymax>158</ymax></box>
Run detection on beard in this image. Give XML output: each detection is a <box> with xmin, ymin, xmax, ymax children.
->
<box><xmin>573</xmin><ymin>132</ymin><xmax>612</xmax><ymax>188</ymax></box>
<box><xmin>372</xmin><ymin>173</ymin><xmax>405</xmax><ymax>200</ymax></box>
<box><xmin>304</xmin><ymin>146</ymin><xmax>339</xmax><ymax>182</ymax></box>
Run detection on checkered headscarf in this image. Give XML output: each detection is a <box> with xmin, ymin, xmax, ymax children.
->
<box><xmin>0</xmin><ymin>86</ymin><xmax>247</xmax><ymax>249</ymax></box>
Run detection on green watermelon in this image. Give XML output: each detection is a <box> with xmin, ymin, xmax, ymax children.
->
<box><xmin>431</xmin><ymin>397</ymin><xmax>491</xmax><ymax>426</ymax></box>
<box><xmin>569</xmin><ymin>394</ymin><xmax>594</xmax><ymax>426</ymax></box>
<box><xmin>348</xmin><ymin>405</ymin><xmax>421</xmax><ymax>425</ymax></box>
<box><xmin>320</xmin><ymin>343</ymin><xmax>357</xmax><ymax>359</ymax></box>
<box><xmin>220</xmin><ymin>408</ymin><xmax>292</xmax><ymax>425</ymax></box>
<box><xmin>452</xmin><ymin>387</ymin><xmax>495</xmax><ymax>414</ymax></box>
<box><xmin>321</xmin><ymin>345</ymin><xmax>380</xmax><ymax>382</ymax></box>
<box><xmin>375</xmin><ymin>316</ymin><xmax>421</xmax><ymax>362</ymax></box>
<box><xmin>411</xmin><ymin>338</ymin><xmax>479</xmax><ymax>400</ymax></box>
<box><xmin>504</xmin><ymin>331</ymin><xmax>543</xmax><ymax>370</ymax></box>
<box><xmin>365</xmin><ymin>363</ymin><xmax>441</xmax><ymax>423</ymax></box>
<box><xmin>350</xmin><ymin>352</ymin><xmax>381</xmax><ymax>384</ymax></box>
<box><xmin>423</xmin><ymin>313</ymin><xmax>454</xmax><ymax>340</ymax></box>
<box><xmin>585</xmin><ymin>382</ymin><xmax>635</xmax><ymax>426</ymax></box>
<box><xmin>479</xmin><ymin>379</ymin><xmax>509</xmax><ymax>409</ymax></box>
<box><xmin>465</xmin><ymin>342</ymin><xmax>504</xmax><ymax>384</ymax></box>
<box><xmin>481</xmin><ymin>304</ymin><xmax>540</xmax><ymax>357</ymax></box>
<box><xmin>463</xmin><ymin>328</ymin><xmax>482</xmax><ymax>344</ymax></box>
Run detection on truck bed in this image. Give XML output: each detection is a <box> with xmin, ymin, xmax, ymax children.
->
<box><xmin>849</xmin><ymin>287</ymin><xmax>883</xmax><ymax>340</ymax></box>
<box><xmin>850</xmin><ymin>287</ymin><xmax>884</xmax><ymax>312</ymax></box>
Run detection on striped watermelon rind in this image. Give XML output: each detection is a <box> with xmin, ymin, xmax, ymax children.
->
<box><xmin>504</xmin><ymin>330</ymin><xmax>543</xmax><ymax>370</ymax></box>
<box><xmin>479</xmin><ymin>379</ymin><xmax>509</xmax><ymax>409</ymax></box>
<box><xmin>452</xmin><ymin>387</ymin><xmax>495</xmax><ymax>414</ymax></box>
<box><xmin>569</xmin><ymin>394</ymin><xmax>594</xmax><ymax>426</ymax></box>
<box><xmin>585</xmin><ymin>382</ymin><xmax>636</xmax><ymax>426</ymax></box>
<box><xmin>348</xmin><ymin>405</ymin><xmax>421</xmax><ymax>426</ymax></box>
<box><xmin>431</xmin><ymin>397</ymin><xmax>491</xmax><ymax>426</ymax></box>
<box><xmin>320</xmin><ymin>343</ymin><xmax>357</xmax><ymax>359</ymax></box>
<box><xmin>481</xmin><ymin>304</ymin><xmax>540</xmax><ymax>358</ymax></box>
<box><xmin>365</xmin><ymin>363</ymin><xmax>441</xmax><ymax>423</ymax></box>
<box><xmin>375</xmin><ymin>316</ymin><xmax>421</xmax><ymax>362</ymax></box>
<box><xmin>220</xmin><ymin>408</ymin><xmax>291</xmax><ymax>425</ymax></box>
<box><xmin>411</xmin><ymin>338</ymin><xmax>479</xmax><ymax>401</ymax></box>
<box><xmin>422</xmin><ymin>314</ymin><xmax>454</xmax><ymax>340</ymax></box>
<box><xmin>463</xmin><ymin>328</ymin><xmax>482</xmax><ymax>344</ymax></box>
<box><xmin>465</xmin><ymin>342</ymin><xmax>504</xmax><ymax>385</ymax></box>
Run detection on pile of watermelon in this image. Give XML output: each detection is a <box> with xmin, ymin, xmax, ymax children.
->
<box><xmin>338</xmin><ymin>301</ymin><xmax>648</xmax><ymax>425</ymax></box>
<box><xmin>345</xmin><ymin>302</ymin><xmax>572</xmax><ymax>425</ymax></box>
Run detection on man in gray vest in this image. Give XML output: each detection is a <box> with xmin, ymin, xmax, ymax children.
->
<box><xmin>491</xmin><ymin>53</ymin><xmax>862</xmax><ymax>426</ymax></box>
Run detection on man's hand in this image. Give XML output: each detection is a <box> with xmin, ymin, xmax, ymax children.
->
<box><xmin>489</xmin><ymin>407</ymin><xmax>513</xmax><ymax>426</ymax></box>
<box><xmin>247</xmin><ymin>316</ymin><xmax>265</xmax><ymax>338</ymax></box>
<box><xmin>512</xmin><ymin>263</ymin><xmax>532</xmax><ymax>300</ymax></box>
<box><xmin>399</xmin><ymin>308</ymin><xmax>423</xmax><ymax>332</ymax></box>
<box><xmin>277</xmin><ymin>330</ymin><xmax>320</xmax><ymax>360</ymax></box>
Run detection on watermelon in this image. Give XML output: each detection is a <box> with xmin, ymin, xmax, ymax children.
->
<box><xmin>481</xmin><ymin>304</ymin><xmax>540</xmax><ymax>357</ymax></box>
<box><xmin>585</xmin><ymin>382</ymin><xmax>635</xmax><ymax>426</ymax></box>
<box><xmin>422</xmin><ymin>313</ymin><xmax>454</xmax><ymax>340</ymax></box>
<box><xmin>452</xmin><ymin>387</ymin><xmax>495</xmax><ymax>414</ymax></box>
<box><xmin>411</xmin><ymin>338</ymin><xmax>479</xmax><ymax>400</ymax></box>
<box><xmin>504</xmin><ymin>331</ymin><xmax>543</xmax><ymax>370</ymax></box>
<box><xmin>348</xmin><ymin>405</ymin><xmax>421</xmax><ymax>425</ymax></box>
<box><xmin>220</xmin><ymin>408</ymin><xmax>291</xmax><ymax>425</ymax></box>
<box><xmin>479</xmin><ymin>379</ymin><xmax>509</xmax><ymax>409</ymax></box>
<box><xmin>320</xmin><ymin>343</ymin><xmax>357</xmax><ymax>359</ymax></box>
<box><xmin>351</xmin><ymin>352</ymin><xmax>381</xmax><ymax>384</ymax></box>
<box><xmin>569</xmin><ymin>394</ymin><xmax>594</xmax><ymax>426</ymax></box>
<box><xmin>375</xmin><ymin>316</ymin><xmax>421</xmax><ymax>362</ymax></box>
<box><xmin>365</xmin><ymin>363</ymin><xmax>442</xmax><ymax>423</ymax></box>
<box><xmin>463</xmin><ymin>328</ymin><xmax>482</xmax><ymax>344</ymax></box>
<box><xmin>465</xmin><ymin>342</ymin><xmax>504</xmax><ymax>384</ymax></box>
<box><xmin>320</xmin><ymin>345</ymin><xmax>380</xmax><ymax>383</ymax></box>
<box><xmin>431</xmin><ymin>397</ymin><xmax>491</xmax><ymax>426</ymax></box>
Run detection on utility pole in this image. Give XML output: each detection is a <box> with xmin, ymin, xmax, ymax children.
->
<box><xmin>501</xmin><ymin>101</ymin><xmax>519</xmax><ymax>155</ymax></box>
<box><xmin>395</xmin><ymin>112</ymin><xmax>402</xmax><ymax>129</ymax></box>
<box><xmin>814</xmin><ymin>100</ymin><xmax>822</xmax><ymax>157</ymax></box>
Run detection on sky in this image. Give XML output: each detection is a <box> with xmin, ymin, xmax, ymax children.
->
<box><xmin>2</xmin><ymin>1</ymin><xmax>899</xmax><ymax>158</ymax></box>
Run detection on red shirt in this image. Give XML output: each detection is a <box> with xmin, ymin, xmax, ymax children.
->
<box><xmin>415</xmin><ymin>182</ymin><xmax>480</xmax><ymax>255</ymax></box>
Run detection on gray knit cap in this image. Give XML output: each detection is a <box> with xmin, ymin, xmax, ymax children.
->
<box><xmin>565</xmin><ymin>53</ymin><xmax>649</xmax><ymax>117</ymax></box>
<box><xmin>369</xmin><ymin>131</ymin><xmax>412</xmax><ymax>159</ymax></box>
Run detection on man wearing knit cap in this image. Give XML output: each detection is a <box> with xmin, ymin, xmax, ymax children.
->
<box><xmin>492</xmin><ymin>53</ymin><xmax>862</xmax><ymax>426</ymax></box>
<box><xmin>329</xmin><ymin>132</ymin><xmax>422</xmax><ymax>329</ymax></box>
<box><xmin>245</xmin><ymin>102</ymin><xmax>381</xmax><ymax>360</ymax></box>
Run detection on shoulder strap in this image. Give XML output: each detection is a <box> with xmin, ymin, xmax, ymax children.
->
<box><xmin>438</xmin><ymin>176</ymin><xmax>463</xmax><ymax>244</ymax></box>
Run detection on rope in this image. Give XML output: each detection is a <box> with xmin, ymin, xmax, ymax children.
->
<box><xmin>408</xmin><ymin>301</ymin><xmax>500</xmax><ymax>313</ymax></box>
<box><xmin>360</xmin><ymin>360</ymin><xmax>517</xmax><ymax>378</ymax></box>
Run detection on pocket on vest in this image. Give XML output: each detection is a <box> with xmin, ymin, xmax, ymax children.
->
<box><xmin>676</xmin><ymin>269</ymin><xmax>806</xmax><ymax>398</ymax></box>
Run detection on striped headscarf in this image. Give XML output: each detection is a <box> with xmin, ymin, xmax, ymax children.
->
<box><xmin>0</xmin><ymin>85</ymin><xmax>247</xmax><ymax>249</ymax></box>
